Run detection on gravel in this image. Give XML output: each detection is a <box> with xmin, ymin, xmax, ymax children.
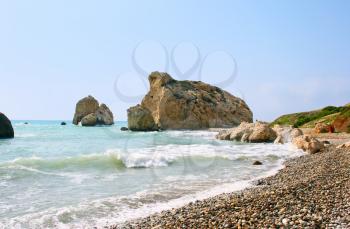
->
<box><xmin>108</xmin><ymin>145</ymin><xmax>350</xmax><ymax>228</ymax></box>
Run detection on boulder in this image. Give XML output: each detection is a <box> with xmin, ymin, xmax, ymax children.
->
<box><xmin>81</xmin><ymin>113</ymin><xmax>97</xmax><ymax>126</ymax></box>
<box><xmin>290</xmin><ymin>128</ymin><xmax>303</xmax><ymax>139</ymax></box>
<box><xmin>273</xmin><ymin>127</ymin><xmax>303</xmax><ymax>144</ymax></box>
<box><xmin>95</xmin><ymin>104</ymin><xmax>114</xmax><ymax>125</ymax></box>
<box><xmin>72</xmin><ymin>95</ymin><xmax>114</xmax><ymax>126</ymax></box>
<box><xmin>292</xmin><ymin>135</ymin><xmax>324</xmax><ymax>154</ymax></box>
<box><xmin>127</xmin><ymin>105</ymin><xmax>158</xmax><ymax>131</ymax></box>
<box><xmin>61</xmin><ymin>122</ymin><xmax>66</xmax><ymax>125</ymax></box>
<box><xmin>0</xmin><ymin>113</ymin><xmax>14</xmax><ymax>139</ymax></box>
<box><xmin>314</xmin><ymin>123</ymin><xmax>332</xmax><ymax>134</ymax></box>
<box><xmin>274</xmin><ymin>136</ymin><xmax>283</xmax><ymax>144</ymax></box>
<box><xmin>217</xmin><ymin>122</ymin><xmax>277</xmax><ymax>143</ymax></box>
<box><xmin>127</xmin><ymin>72</ymin><xmax>253</xmax><ymax>130</ymax></box>
<box><xmin>120</xmin><ymin>127</ymin><xmax>129</xmax><ymax>131</ymax></box>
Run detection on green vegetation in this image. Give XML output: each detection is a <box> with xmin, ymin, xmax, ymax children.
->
<box><xmin>271</xmin><ymin>104</ymin><xmax>350</xmax><ymax>128</ymax></box>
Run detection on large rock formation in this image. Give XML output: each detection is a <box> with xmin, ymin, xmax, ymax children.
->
<box><xmin>72</xmin><ymin>96</ymin><xmax>114</xmax><ymax>126</ymax></box>
<box><xmin>0</xmin><ymin>113</ymin><xmax>14</xmax><ymax>139</ymax></box>
<box><xmin>216</xmin><ymin>122</ymin><xmax>277</xmax><ymax>143</ymax></box>
<box><xmin>127</xmin><ymin>72</ymin><xmax>253</xmax><ymax>130</ymax></box>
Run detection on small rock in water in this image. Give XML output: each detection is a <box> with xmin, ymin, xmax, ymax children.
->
<box><xmin>24</xmin><ymin>122</ymin><xmax>28</xmax><ymax>125</ymax></box>
<box><xmin>253</xmin><ymin>160</ymin><xmax>263</xmax><ymax>165</ymax></box>
<box><xmin>61</xmin><ymin>122</ymin><xmax>66</xmax><ymax>125</ymax></box>
<box><xmin>121</xmin><ymin>127</ymin><xmax>129</xmax><ymax>131</ymax></box>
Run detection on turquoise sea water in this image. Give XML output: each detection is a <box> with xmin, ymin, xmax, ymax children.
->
<box><xmin>0</xmin><ymin>121</ymin><xmax>303</xmax><ymax>228</ymax></box>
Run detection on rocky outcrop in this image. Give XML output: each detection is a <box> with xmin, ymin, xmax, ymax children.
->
<box><xmin>292</xmin><ymin>135</ymin><xmax>324</xmax><ymax>154</ymax></box>
<box><xmin>127</xmin><ymin>105</ymin><xmax>158</xmax><ymax>131</ymax></box>
<box><xmin>127</xmin><ymin>72</ymin><xmax>253</xmax><ymax>131</ymax></box>
<box><xmin>216</xmin><ymin>122</ymin><xmax>277</xmax><ymax>143</ymax></box>
<box><xmin>73</xmin><ymin>96</ymin><xmax>114</xmax><ymax>126</ymax></box>
<box><xmin>0</xmin><ymin>113</ymin><xmax>14</xmax><ymax>139</ymax></box>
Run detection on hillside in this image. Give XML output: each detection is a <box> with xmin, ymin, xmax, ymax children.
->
<box><xmin>271</xmin><ymin>104</ymin><xmax>350</xmax><ymax>132</ymax></box>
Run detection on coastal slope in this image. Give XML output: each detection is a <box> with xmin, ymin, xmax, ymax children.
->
<box><xmin>271</xmin><ymin>104</ymin><xmax>350</xmax><ymax>132</ymax></box>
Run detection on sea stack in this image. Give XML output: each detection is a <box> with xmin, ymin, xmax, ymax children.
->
<box><xmin>127</xmin><ymin>72</ymin><xmax>253</xmax><ymax>131</ymax></box>
<box><xmin>0</xmin><ymin>113</ymin><xmax>14</xmax><ymax>139</ymax></box>
<box><xmin>72</xmin><ymin>95</ymin><xmax>114</xmax><ymax>126</ymax></box>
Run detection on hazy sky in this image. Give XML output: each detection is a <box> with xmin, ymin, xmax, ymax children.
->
<box><xmin>1</xmin><ymin>0</ymin><xmax>350</xmax><ymax>121</ymax></box>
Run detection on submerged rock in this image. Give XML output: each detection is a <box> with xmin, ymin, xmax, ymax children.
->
<box><xmin>61</xmin><ymin>122</ymin><xmax>66</xmax><ymax>125</ymax></box>
<box><xmin>0</xmin><ymin>113</ymin><xmax>14</xmax><ymax>139</ymax></box>
<box><xmin>72</xmin><ymin>95</ymin><xmax>114</xmax><ymax>126</ymax></box>
<box><xmin>127</xmin><ymin>72</ymin><xmax>253</xmax><ymax>131</ymax></box>
<box><xmin>120</xmin><ymin>127</ymin><xmax>129</xmax><ymax>131</ymax></box>
<box><xmin>292</xmin><ymin>135</ymin><xmax>324</xmax><ymax>154</ymax></box>
<box><xmin>217</xmin><ymin>122</ymin><xmax>277</xmax><ymax>143</ymax></box>
<box><xmin>253</xmin><ymin>160</ymin><xmax>263</xmax><ymax>165</ymax></box>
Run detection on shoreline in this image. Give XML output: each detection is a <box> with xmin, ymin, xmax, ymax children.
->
<box><xmin>109</xmin><ymin>144</ymin><xmax>350</xmax><ymax>228</ymax></box>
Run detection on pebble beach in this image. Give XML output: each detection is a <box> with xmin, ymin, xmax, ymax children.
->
<box><xmin>110</xmin><ymin>144</ymin><xmax>350</xmax><ymax>228</ymax></box>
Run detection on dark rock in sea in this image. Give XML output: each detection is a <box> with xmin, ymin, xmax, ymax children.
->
<box><xmin>253</xmin><ymin>160</ymin><xmax>263</xmax><ymax>165</ymax></box>
<box><xmin>72</xmin><ymin>95</ymin><xmax>114</xmax><ymax>126</ymax></box>
<box><xmin>127</xmin><ymin>71</ymin><xmax>252</xmax><ymax>131</ymax></box>
<box><xmin>120</xmin><ymin>127</ymin><xmax>128</xmax><ymax>131</ymax></box>
<box><xmin>24</xmin><ymin>122</ymin><xmax>28</xmax><ymax>125</ymax></box>
<box><xmin>0</xmin><ymin>113</ymin><xmax>14</xmax><ymax>139</ymax></box>
<box><xmin>61</xmin><ymin>122</ymin><xmax>66</xmax><ymax>125</ymax></box>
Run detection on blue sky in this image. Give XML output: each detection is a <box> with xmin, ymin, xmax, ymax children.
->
<box><xmin>1</xmin><ymin>0</ymin><xmax>349</xmax><ymax>121</ymax></box>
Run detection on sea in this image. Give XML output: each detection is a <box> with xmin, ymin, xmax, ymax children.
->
<box><xmin>0</xmin><ymin>120</ymin><xmax>303</xmax><ymax>228</ymax></box>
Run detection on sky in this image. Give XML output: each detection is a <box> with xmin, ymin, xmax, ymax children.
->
<box><xmin>0</xmin><ymin>0</ymin><xmax>350</xmax><ymax>121</ymax></box>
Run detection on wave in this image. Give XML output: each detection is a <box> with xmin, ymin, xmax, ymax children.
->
<box><xmin>0</xmin><ymin>143</ymin><xmax>303</xmax><ymax>172</ymax></box>
<box><xmin>0</xmin><ymin>162</ymin><xmax>287</xmax><ymax>228</ymax></box>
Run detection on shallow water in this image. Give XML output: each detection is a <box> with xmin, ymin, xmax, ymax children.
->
<box><xmin>0</xmin><ymin>121</ymin><xmax>303</xmax><ymax>228</ymax></box>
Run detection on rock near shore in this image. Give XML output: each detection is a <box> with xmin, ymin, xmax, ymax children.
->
<box><xmin>217</xmin><ymin>122</ymin><xmax>277</xmax><ymax>143</ymax></box>
<box><xmin>72</xmin><ymin>96</ymin><xmax>114</xmax><ymax>126</ymax></box>
<box><xmin>292</xmin><ymin>135</ymin><xmax>324</xmax><ymax>154</ymax></box>
<box><xmin>0</xmin><ymin>113</ymin><xmax>14</xmax><ymax>139</ymax></box>
<box><xmin>127</xmin><ymin>72</ymin><xmax>253</xmax><ymax>131</ymax></box>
